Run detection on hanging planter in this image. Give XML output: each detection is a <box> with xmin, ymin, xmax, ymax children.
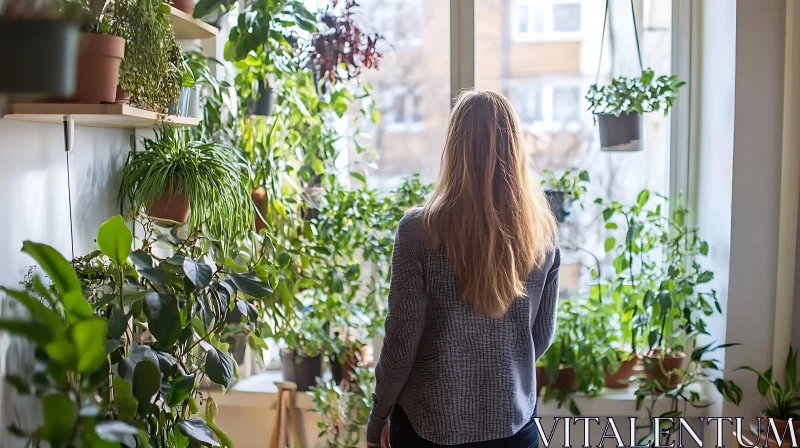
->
<box><xmin>249</xmin><ymin>79</ymin><xmax>275</xmax><ymax>116</ymax></box>
<box><xmin>0</xmin><ymin>19</ymin><xmax>79</xmax><ymax>96</ymax></box>
<box><xmin>586</xmin><ymin>1</ymin><xmax>684</xmax><ymax>152</ymax></box>
<box><xmin>148</xmin><ymin>188</ymin><xmax>191</xmax><ymax>224</ymax></box>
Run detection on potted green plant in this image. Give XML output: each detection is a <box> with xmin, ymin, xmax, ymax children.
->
<box><xmin>540</xmin><ymin>168</ymin><xmax>590</xmax><ymax>223</ymax></box>
<box><xmin>738</xmin><ymin>347</ymin><xmax>800</xmax><ymax>444</ymax></box>
<box><xmin>109</xmin><ymin>0</ymin><xmax>181</xmax><ymax>113</ymax></box>
<box><xmin>0</xmin><ymin>1</ymin><xmax>79</xmax><ymax>97</ymax></box>
<box><xmin>585</xmin><ymin>68</ymin><xmax>685</xmax><ymax>151</ymax></box>
<box><xmin>118</xmin><ymin>127</ymin><xmax>254</xmax><ymax>243</ymax></box>
<box><xmin>0</xmin><ymin>216</ymin><xmax>272</xmax><ymax>446</ymax></box>
<box><xmin>311</xmin><ymin>366</ymin><xmax>374</xmax><ymax>447</ymax></box>
<box><xmin>280</xmin><ymin>311</ymin><xmax>327</xmax><ymax>392</ymax></box>
<box><xmin>58</xmin><ymin>0</ymin><xmax>126</xmax><ymax>104</ymax></box>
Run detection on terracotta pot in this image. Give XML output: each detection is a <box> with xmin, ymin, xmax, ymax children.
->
<box><xmin>115</xmin><ymin>84</ymin><xmax>130</xmax><ymax>104</ymax></box>
<box><xmin>604</xmin><ymin>354</ymin><xmax>641</xmax><ymax>389</ymax></box>
<box><xmin>252</xmin><ymin>187</ymin><xmax>267</xmax><ymax>231</ymax></box>
<box><xmin>536</xmin><ymin>366</ymin><xmax>545</xmax><ymax>394</ymax></box>
<box><xmin>172</xmin><ymin>0</ymin><xmax>195</xmax><ymax>14</ymax></box>
<box><xmin>148</xmin><ymin>189</ymin><xmax>190</xmax><ymax>224</ymax></box>
<box><xmin>644</xmin><ymin>351</ymin><xmax>686</xmax><ymax>389</ymax></box>
<box><xmin>759</xmin><ymin>416</ymin><xmax>800</xmax><ymax>447</ymax></box>
<box><xmin>72</xmin><ymin>33</ymin><xmax>125</xmax><ymax>104</ymax></box>
<box><xmin>330</xmin><ymin>348</ymin><xmax>363</xmax><ymax>386</ymax></box>
<box><xmin>553</xmin><ymin>366</ymin><xmax>578</xmax><ymax>392</ymax></box>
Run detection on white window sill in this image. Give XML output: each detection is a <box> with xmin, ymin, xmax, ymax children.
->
<box><xmin>209</xmin><ymin>369</ymin><xmax>714</xmax><ymax>418</ymax></box>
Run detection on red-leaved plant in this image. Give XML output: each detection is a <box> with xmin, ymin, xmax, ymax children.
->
<box><xmin>310</xmin><ymin>0</ymin><xmax>384</xmax><ymax>92</ymax></box>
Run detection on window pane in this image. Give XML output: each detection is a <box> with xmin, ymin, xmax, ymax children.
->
<box><xmin>518</xmin><ymin>4</ymin><xmax>529</xmax><ymax>33</ymax></box>
<box><xmin>476</xmin><ymin>0</ymin><xmax>672</xmax><ymax>296</ymax></box>
<box><xmin>552</xmin><ymin>3</ymin><xmax>581</xmax><ymax>33</ymax></box>
<box><xmin>349</xmin><ymin>0</ymin><xmax>450</xmax><ymax>190</ymax></box>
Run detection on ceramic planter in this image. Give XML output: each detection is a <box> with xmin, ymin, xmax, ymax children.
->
<box><xmin>172</xmin><ymin>0</ymin><xmax>195</xmax><ymax>14</ymax></box>
<box><xmin>553</xmin><ymin>366</ymin><xmax>578</xmax><ymax>392</ymax></box>
<box><xmin>644</xmin><ymin>351</ymin><xmax>685</xmax><ymax>389</ymax></box>
<box><xmin>604</xmin><ymin>354</ymin><xmax>641</xmax><ymax>389</ymax></box>
<box><xmin>544</xmin><ymin>190</ymin><xmax>569</xmax><ymax>223</ymax></box>
<box><xmin>148</xmin><ymin>189</ymin><xmax>191</xmax><ymax>224</ymax></box>
<box><xmin>596</xmin><ymin>112</ymin><xmax>642</xmax><ymax>152</ymax></box>
<box><xmin>0</xmin><ymin>19</ymin><xmax>79</xmax><ymax>96</ymax></box>
<box><xmin>757</xmin><ymin>416</ymin><xmax>800</xmax><ymax>447</ymax></box>
<box><xmin>252</xmin><ymin>187</ymin><xmax>267</xmax><ymax>231</ymax></box>
<box><xmin>249</xmin><ymin>80</ymin><xmax>275</xmax><ymax>116</ymax></box>
<box><xmin>281</xmin><ymin>349</ymin><xmax>322</xmax><ymax>392</ymax></box>
<box><xmin>72</xmin><ymin>33</ymin><xmax>125</xmax><ymax>104</ymax></box>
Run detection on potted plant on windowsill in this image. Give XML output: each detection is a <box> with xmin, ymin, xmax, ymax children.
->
<box><xmin>118</xmin><ymin>127</ymin><xmax>254</xmax><ymax>243</ymax></box>
<box><xmin>0</xmin><ymin>1</ymin><xmax>79</xmax><ymax>97</ymax></box>
<box><xmin>58</xmin><ymin>0</ymin><xmax>125</xmax><ymax>104</ymax></box>
<box><xmin>738</xmin><ymin>347</ymin><xmax>800</xmax><ymax>445</ymax></box>
<box><xmin>541</xmin><ymin>168</ymin><xmax>590</xmax><ymax>223</ymax></box>
<box><xmin>585</xmin><ymin>68</ymin><xmax>684</xmax><ymax>152</ymax></box>
<box><xmin>280</xmin><ymin>312</ymin><xmax>327</xmax><ymax>392</ymax></box>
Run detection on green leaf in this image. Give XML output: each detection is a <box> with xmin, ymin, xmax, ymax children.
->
<box><xmin>45</xmin><ymin>339</ymin><xmax>78</xmax><ymax>368</ymax></box>
<box><xmin>371</xmin><ymin>107</ymin><xmax>381</xmax><ymax>124</ymax></box>
<box><xmin>105</xmin><ymin>339</ymin><xmax>123</xmax><ymax>355</ymax></box>
<box><xmin>38</xmin><ymin>393</ymin><xmax>77</xmax><ymax>445</ymax></box>
<box><xmin>113</xmin><ymin>376</ymin><xmax>139</xmax><ymax>422</ymax></box>
<box><xmin>207</xmin><ymin>421</ymin><xmax>233</xmax><ymax>448</ymax></box>
<box><xmin>129</xmin><ymin>250</ymin><xmax>154</xmax><ymax>269</ymax></box>
<box><xmin>230</xmin><ymin>272</ymin><xmax>272</xmax><ymax>298</ymax></box>
<box><xmin>604</xmin><ymin>237</ymin><xmax>616</xmax><ymax>253</ymax></box>
<box><xmin>107</xmin><ymin>313</ymin><xmax>131</xmax><ymax>339</ymax></box>
<box><xmin>69</xmin><ymin>317</ymin><xmax>108</xmax><ymax>373</ymax></box>
<box><xmin>637</xmin><ymin>190</ymin><xmax>650</xmax><ymax>208</ymax></box>
<box><xmin>350</xmin><ymin>172</ymin><xmax>367</xmax><ymax>184</ymax></box>
<box><xmin>205</xmin><ymin>347</ymin><xmax>234</xmax><ymax>387</ymax></box>
<box><xmin>648</xmin><ymin>330</ymin><xmax>659</xmax><ymax>348</ymax></box>
<box><xmin>167</xmin><ymin>374</ymin><xmax>196</xmax><ymax>407</ymax></box>
<box><xmin>143</xmin><ymin>293</ymin><xmax>181</xmax><ymax>346</ymax></box>
<box><xmin>97</xmin><ymin>216</ymin><xmax>132</xmax><ymax>266</ymax></box>
<box><xmin>22</xmin><ymin>241</ymin><xmax>81</xmax><ymax>294</ymax></box>
<box><xmin>5</xmin><ymin>375</ymin><xmax>30</xmax><ymax>394</ymax></box>
<box><xmin>602</xmin><ymin>208</ymin><xmax>614</xmax><ymax>221</ymax></box>
<box><xmin>138</xmin><ymin>267</ymin><xmax>171</xmax><ymax>285</ymax></box>
<box><xmin>699</xmin><ymin>241</ymin><xmax>709</xmax><ymax>256</ymax></box>
<box><xmin>183</xmin><ymin>259</ymin><xmax>213</xmax><ymax>290</ymax></box>
<box><xmin>0</xmin><ymin>319</ymin><xmax>54</xmax><ymax>345</ymax></box>
<box><xmin>94</xmin><ymin>421</ymin><xmax>140</xmax><ymax>447</ymax></box>
<box><xmin>697</xmin><ymin>271</ymin><xmax>714</xmax><ymax>284</ymax></box>
<box><xmin>132</xmin><ymin>360</ymin><xmax>161</xmax><ymax>410</ymax></box>
<box><xmin>658</xmin><ymin>290</ymin><xmax>672</xmax><ymax>310</ymax></box>
<box><xmin>311</xmin><ymin>158</ymin><xmax>325</xmax><ymax>175</ymax></box>
<box><xmin>177</xmin><ymin>418</ymin><xmax>220</xmax><ymax>447</ymax></box>
<box><xmin>0</xmin><ymin>288</ymin><xmax>64</xmax><ymax>335</ymax></box>
<box><xmin>62</xmin><ymin>290</ymin><xmax>93</xmax><ymax>322</ymax></box>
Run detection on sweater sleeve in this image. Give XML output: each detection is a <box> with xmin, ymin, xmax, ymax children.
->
<box><xmin>366</xmin><ymin>212</ymin><xmax>427</xmax><ymax>445</ymax></box>
<box><xmin>533</xmin><ymin>243</ymin><xmax>561</xmax><ymax>361</ymax></box>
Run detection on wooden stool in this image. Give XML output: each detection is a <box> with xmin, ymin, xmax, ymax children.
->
<box><xmin>270</xmin><ymin>381</ymin><xmax>304</xmax><ymax>448</ymax></box>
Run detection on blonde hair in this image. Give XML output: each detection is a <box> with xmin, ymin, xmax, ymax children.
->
<box><xmin>422</xmin><ymin>90</ymin><xmax>556</xmax><ymax>318</ymax></box>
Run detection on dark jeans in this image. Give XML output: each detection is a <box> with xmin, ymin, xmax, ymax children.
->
<box><xmin>389</xmin><ymin>405</ymin><xmax>539</xmax><ymax>448</ymax></box>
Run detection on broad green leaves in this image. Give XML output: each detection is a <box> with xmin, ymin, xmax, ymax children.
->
<box><xmin>38</xmin><ymin>394</ymin><xmax>78</xmax><ymax>446</ymax></box>
<box><xmin>97</xmin><ymin>216</ymin><xmax>132</xmax><ymax>266</ymax></box>
<box><xmin>22</xmin><ymin>241</ymin><xmax>81</xmax><ymax>295</ymax></box>
<box><xmin>205</xmin><ymin>347</ymin><xmax>234</xmax><ymax>387</ymax></box>
<box><xmin>132</xmin><ymin>360</ymin><xmax>160</xmax><ymax>410</ymax></box>
<box><xmin>230</xmin><ymin>272</ymin><xmax>272</xmax><ymax>298</ymax></box>
<box><xmin>143</xmin><ymin>293</ymin><xmax>181</xmax><ymax>346</ymax></box>
<box><xmin>69</xmin><ymin>317</ymin><xmax>107</xmax><ymax>373</ymax></box>
<box><xmin>183</xmin><ymin>259</ymin><xmax>213</xmax><ymax>290</ymax></box>
<box><xmin>167</xmin><ymin>374</ymin><xmax>196</xmax><ymax>407</ymax></box>
<box><xmin>177</xmin><ymin>418</ymin><xmax>220</xmax><ymax>447</ymax></box>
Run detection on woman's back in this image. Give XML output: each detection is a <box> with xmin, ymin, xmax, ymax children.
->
<box><xmin>367</xmin><ymin>90</ymin><xmax>561</xmax><ymax>447</ymax></box>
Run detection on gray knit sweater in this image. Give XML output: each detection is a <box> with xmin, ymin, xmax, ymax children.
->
<box><xmin>366</xmin><ymin>208</ymin><xmax>561</xmax><ymax>446</ymax></box>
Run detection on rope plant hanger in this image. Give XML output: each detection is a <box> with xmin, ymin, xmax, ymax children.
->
<box><xmin>585</xmin><ymin>0</ymin><xmax>685</xmax><ymax>152</ymax></box>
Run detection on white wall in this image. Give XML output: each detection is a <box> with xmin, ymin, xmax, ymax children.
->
<box><xmin>0</xmin><ymin>115</ymin><xmax>131</xmax><ymax>446</ymax></box>
<box><xmin>698</xmin><ymin>0</ymin><xmax>787</xmax><ymax>421</ymax></box>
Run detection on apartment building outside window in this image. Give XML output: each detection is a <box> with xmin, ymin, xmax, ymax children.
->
<box><xmin>513</xmin><ymin>0</ymin><xmax>583</xmax><ymax>42</ymax></box>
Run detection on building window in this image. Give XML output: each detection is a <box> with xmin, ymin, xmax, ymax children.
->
<box><xmin>510</xmin><ymin>81</ymin><xmax>582</xmax><ymax>130</ymax></box>
<box><xmin>513</xmin><ymin>0</ymin><xmax>582</xmax><ymax>42</ymax></box>
<box><xmin>381</xmin><ymin>87</ymin><xmax>425</xmax><ymax>134</ymax></box>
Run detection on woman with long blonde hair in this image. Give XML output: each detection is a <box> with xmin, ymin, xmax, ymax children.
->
<box><xmin>367</xmin><ymin>90</ymin><xmax>561</xmax><ymax>447</ymax></box>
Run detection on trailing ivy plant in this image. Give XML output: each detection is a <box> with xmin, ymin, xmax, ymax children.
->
<box><xmin>585</xmin><ymin>68</ymin><xmax>685</xmax><ymax>116</ymax></box>
<box><xmin>118</xmin><ymin>127</ymin><xmax>254</xmax><ymax>246</ymax></box>
<box><xmin>1</xmin><ymin>216</ymin><xmax>274</xmax><ymax>447</ymax></box>
<box><xmin>110</xmin><ymin>0</ymin><xmax>181</xmax><ymax>113</ymax></box>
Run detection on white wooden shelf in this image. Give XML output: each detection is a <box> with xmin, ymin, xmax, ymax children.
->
<box><xmin>169</xmin><ymin>6</ymin><xmax>218</xmax><ymax>40</ymax></box>
<box><xmin>2</xmin><ymin>103</ymin><xmax>200</xmax><ymax>129</ymax></box>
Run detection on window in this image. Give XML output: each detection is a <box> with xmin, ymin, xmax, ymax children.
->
<box><xmin>513</xmin><ymin>0</ymin><xmax>583</xmax><ymax>42</ymax></box>
<box><xmin>382</xmin><ymin>87</ymin><xmax>424</xmax><ymax>133</ymax></box>
<box><xmin>361</xmin><ymin>0</ymin><xmax>424</xmax><ymax>49</ymax></box>
<box><xmin>478</xmin><ymin>0</ymin><xmax>673</xmax><ymax>296</ymax></box>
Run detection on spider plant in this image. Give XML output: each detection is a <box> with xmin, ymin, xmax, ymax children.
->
<box><xmin>118</xmin><ymin>127</ymin><xmax>253</xmax><ymax>243</ymax></box>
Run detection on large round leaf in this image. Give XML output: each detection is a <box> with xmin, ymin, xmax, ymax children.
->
<box><xmin>183</xmin><ymin>259</ymin><xmax>213</xmax><ymax>290</ymax></box>
<box><xmin>37</xmin><ymin>393</ymin><xmax>77</xmax><ymax>446</ymax></box>
<box><xmin>177</xmin><ymin>418</ymin><xmax>220</xmax><ymax>447</ymax></box>
<box><xmin>68</xmin><ymin>317</ymin><xmax>108</xmax><ymax>373</ymax></box>
<box><xmin>205</xmin><ymin>347</ymin><xmax>234</xmax><ymax>387</ymax></box>
<box><xmin>167</xmin><ymin>374</ymin><xmax>196</xmax><ymax>407</ymax></box>
<box><xmin>97</xmin><ymin>216</ymin><xmax>133</xmax><ymax>266</ymax></box>
<box><xmin>143</xmin><ymin>293</ymin><xmax>181</xmax><ymax>346</ymax></box>
<box><xmin>132</xmin><ymin>360</ymin><xmax>161</xmax><ymax>410</ymax></box>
